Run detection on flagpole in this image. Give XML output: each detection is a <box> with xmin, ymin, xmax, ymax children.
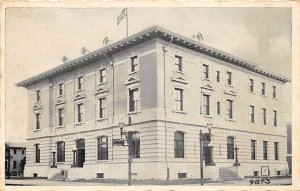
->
<box><xmin>126</xmin><ymin>8</ymin><xmax>128</xmax><ymax>37</ymax></box>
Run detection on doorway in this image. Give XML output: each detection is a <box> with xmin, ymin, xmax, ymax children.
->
<box><xmin>76</xmin><ymin>139</ymin><xmax>85</xmax><ymax>167</ymax></box>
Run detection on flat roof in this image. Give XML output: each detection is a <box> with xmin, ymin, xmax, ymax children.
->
<box><xmin>16</xmin><ymin>26</ymin><xmax>290</xmax><ymax>87</ymax></box>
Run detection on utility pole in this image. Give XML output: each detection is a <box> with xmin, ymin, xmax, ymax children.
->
<box><xmin>128</xmin><ymin>132</ymin><xmax>132</xmax><ymax>186</ymax></box>
<box><xmin>199</xmin><ymin>130</ymin><xmax>203</xmax><ymax>185</ymax></box>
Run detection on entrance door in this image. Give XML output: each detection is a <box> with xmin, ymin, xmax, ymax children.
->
<box><xmin>76</xmin><ymin>139</ymin><xmax>85</xmax><ymax>167</ymax></box>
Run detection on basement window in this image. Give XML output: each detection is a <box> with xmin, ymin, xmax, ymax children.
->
<box><xmin>277</xmin><ymin>171</ymin><xmax>281</xmax><ymax>176</ymax></box>
<box><xmin>178</xmin><ymin>173</ymin><xmax>187</xmax><ymax>178</ymax></box>
<box><xmin>253</xmin><ymin>171</ymin><xmax>259</xmax><ymax>177</ymax></box>
<box><xmin>33</xmin><ymin>173</ymin><xmax>38</xmax><ymax>178</ymax></box>
<box><xmin>96</xmin><ymin>173</ymin><xmax>104</xmax><ymax>178</ymax></box>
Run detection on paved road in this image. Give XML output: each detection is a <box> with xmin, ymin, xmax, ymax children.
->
<box><xmin>5</xmin><ymin>177</ymin><xmax>292</xmax><ymax>186</ymax></box>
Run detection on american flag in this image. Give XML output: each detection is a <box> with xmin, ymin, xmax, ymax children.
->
<box><xmin>117</xmin><ymin>8</ymin><xmax>127</xmax><ymax>26</ymax></box>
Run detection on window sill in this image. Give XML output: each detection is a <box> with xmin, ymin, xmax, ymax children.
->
<box><xmin>227</xmin><ymin>84</ymin><xmax>233</xmax><ymax>88</ymax></box>
<box><xmin>204</xmin><ymin>115</ymin><xmax>213</xmax><ymax>118</ymax></box>
<box><xmin>56</xmin><ymin>125</ymin><xmax>65</xmax><ymax>129</ymax></box>
<box><xmin>172</xmin><ymin>110</ymin><xmax>187</xmax><ymax>114</ymax></box>
<box><xmin>96</xmin><ymin>118</ymin><xmax>108</xmax><ymax>122</ymax></box>
<box><xmin>33</xmin><ymin>129</ymin><xmax>41</xmax><ymax>132</ymax></box>
<box><xmin>261</xmin><ymin>94</ymin><xmax>267</xmax><ymax>97</ymax></box>
<box><xmin>249</xmin><ymin>91</ymin><xmax>255</xmax><ymax>94</ymax></box>
<box><xmin>98</xmin><ymin>82</ymin><xmax>107</xmax><ymax>86</ymax></box>
<box><xmin>129</xmin><ymin>71</ymin><xmax>139</xmax><ymax>75</ymax></box>
<box><xmin>97</xmin><ymin>160</ymin><xmax>109</xmax><ymax>163</ymax></box>
<box><xmin>272</xmin><ymin>97</ymin><xmax>278</xmax><ymax>100</ymax></box>
<box><xmin>176</xmin><ymin>70</ymin><xmax>184</xmax><ymax>74</ymax></box>
<box><xmin>56</xmin><ymin>162</ymin><xmax>65</xmax><ymax>165</ymax></box>
<box><xmin>226</xmin><ymin>118</ymin><xmax>236</xmax><ymax>122</ymax></box>
<box><xmin>75</xmin><ymin>122</ymin><xmax>85</xmax><ymax>126</ymax></box>
<box><xmin>77</xmin><ymin>89</ymin><xmax>84</xmax><ymax>92</ymax></box>
<box><xmin>202</xmin><ymin>78</ymin><xmax>210</xmax><ymax>82</ymax></box>
<box><xmin>128</xmin><ymin>111</ymin><xmax>141</xmax><ymax>115</ymax></box>
<box><xmin>57</xmin><ymin>95</ymin><xmax>65</xmax><ymax>98</ymax></box>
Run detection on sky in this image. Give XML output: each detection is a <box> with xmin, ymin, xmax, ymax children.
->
<box><xmin>5</xmin><ymin>7</ymin><xmax>292</xmax><ymax>142</ymax></box>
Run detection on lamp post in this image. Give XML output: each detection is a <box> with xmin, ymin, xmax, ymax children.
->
<box><xmin>199</xmin><ymin>122</ymin><xmax>212</xmax><ymax>185</ymax></box>
<box><xmin>51</xmin><ymin>151</ymin><xmax>57</xmax><ymax>168</ymax></box>
<box><xmin>234</xmin><ymin>145</ymin><xmax>240</xmax><ymax>166</ymax></box>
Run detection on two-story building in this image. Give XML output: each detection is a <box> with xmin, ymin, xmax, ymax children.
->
<box><xmin>5</xmin><ymin>142</ymin><xmax>26</xmax><ymax>176</ymax></box>
<box><xmin>16</xmin><ymin>26</ymin><xmax>290</xmax><ymax>181</ymax></box>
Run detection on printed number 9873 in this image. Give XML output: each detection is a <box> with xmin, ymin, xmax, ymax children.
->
<box><xmin>249</xmin><ymin>179</ymin><xmax>270</xmax><ymax>185</ymax></box>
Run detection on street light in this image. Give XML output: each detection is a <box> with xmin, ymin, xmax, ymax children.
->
<box><xmin>200</xmin><ymin>122</ymin><xmax>213</xmax><ymax>185</ymax></box>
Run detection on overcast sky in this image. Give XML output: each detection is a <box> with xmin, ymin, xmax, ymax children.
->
<box><xmin>5</xmin><ymin>7</ymin><xmax>292</xmax><ymax>142</ymax></box>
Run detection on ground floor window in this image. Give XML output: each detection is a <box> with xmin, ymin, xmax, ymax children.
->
<box><xmin>57</xmin><ymin>141</ymin><xmax>65</xmax><ymax>162</ymax></box>
<box><xmin>227</xmin><ymin>136</ymin><xmax>234</xmax><ymax>159</ymax></box>
<box><xmin>129</xmin><ymin>132</ymin><xmax>140</xmax><ymax>158</ymax></box>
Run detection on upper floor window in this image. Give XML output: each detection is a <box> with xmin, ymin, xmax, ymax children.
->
<box><xmin>58</xmin><ymin>83</ymin><xmax>64</xmax><ymax>96</ymax></box>
<box><xmin>261</xmin><ymin>82</ymin><xmax>266</xmax><ymax>95</ymax></box>
<box><xmin>57</xmin><ymin>141</ymin><xmax>65</xmax><ymax>162</ymax></box>
<box><xmin>227</xmin><ymin>100</ymin><xmax>233</xmax><ymax>119</ymax></box>
<box><xmin>78</xmin><ymin>76</ymin><xmax>84</xmax><ymax>90</ymax></box>
<box><xmin>262</xmin><ymin>108</ymin><xmax>267</xmax><ymax>125</ymax></box>
<box><xmin>217</xmin><ymin>102</ymin><xmax>220</xmax><ymax>115</ymax></box>
<box><xmin>227</xmin><ymin>71</ymin><xmax>232</xmax><ymax>85</ymax></box>
<box><xmin>130</xmin><ymin>56</ymin><xmax>138</xmax><ymax>73</ymax></box>
<box><xmin>99</xmin><ymin>68</ymin><xmax>106</xmax><ymax>84</ymax></box>
<box><xmin>272</xmin><ymin>86</ymin><xmax>276</xmax><ymax>98</ymax></box>
<box><xmin>203</xmin><ymin>64</ymin><xmax>209</xmax><ymax>79</ymax></box>
<box><xmin>129</xmin><ymin>88</ymin><xmax>139</xmax><ymax>112</ymax></box>
<box><xmin>58</xmin><ymin>108</ymin><xmax>64</xmax><ymax>126</ymax></box>
<box><xmin>203</xmin><ymin>94</ymin><xmax>210</xmax><ymax>115</ymax></box>
<box><xmin>251</xmin><ymin>140</ymin><xmax>256</xmax><ymax>160</ymax></box>
<box><xmin>249</xmin><ymin>105</ymin><xmax>255</xmax><ymax>123</ymax></box>
<box><xmin>35</xmin><ymin>113</ymin><xmax>40</xmax><ymax>129</ymax></box>
<box><xmin>227</xmin><ymin>136</ymin><xmax>234</xmax><ymax>159</ymax></box>
<box><xmin>22</xmin><ymin>149</ymin><xmax>25</xmax><ymax>154</ymax></box>
<box><xmin>174</xmin><ymin>131</ymin><xmax>184</xmax><ymax>158</ymax></box>
<box><xmin>263</xmin><ymin>141</ymin><xmax>268</xmax><ymax>160</ymax></box>
<box><xmin>36</xmin><ymin>90</ymin><xmax>40</xmax><ymax>102</ymax></box>
<box><xmin>98</xmin><ymin>98</ymin><xmax>107</xmax><ymax>119</ymax></box>
<box><xmin>216</xmin><ymin>71</ymin><xmax>220</xmax><ymax>82</ymax></box>
<box><xmin>273</xmin><ymin>110</ymin><xmax>277</xmax><ymax>127</ymax></box>
<box><xmin>274</xmin><ymin>142</ymin><xmax>279</xmax><ymax>160</ymax></box>
<box><xmin>77</xmin><ymin>103</ymin><xmax>84</xmax><ymax>123</ymax></box>
<box><xmin>13</xmin><ymin>161</ymin><xmax>17</xmax><ymax>169</ymax></box>
<box><xmin>129</xmin><ymin>132</ymin><xmax>140</xmax><ymax>158</ymax></box>
<box><xmin>35</xmin><ymin>144</ymin><xmax>40</xmax><ymax>163</ymax></box>
<box><xmin>175</xmin><ymin>55</ymin><xmax>183</xmax><ymax>72</ymax></box>
<box><xmin>175</xmin><ymin>88</ymin><xmax>183</xmax><ymax>111</ymax></box>
<box><xmin>97</xmin><ymin>136</ymin><xmax>108</xmax><ymax>160</ymax></box>
<box><xmin>14</xmin><ymin>148</ymin><xmax>17</xmax><ymax>154</ymax></box>
<box><xmin>249</xmin><ymin>79</ymin><xmax>254</xmax><ymax>92</ymax></box>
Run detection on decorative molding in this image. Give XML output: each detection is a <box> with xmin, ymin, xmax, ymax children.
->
<box><xmin>201</xmin><ymin>84</ymin><xmax>213</xmax><ymax>92</ymax></box>
<box><xmin>95</xmin><ymin>86</ymin><xmax>109</xmax><ymax>95</ymax></box>
<box><xmin>125</xmin><ymin>76</ymin><xmax>140</xmax><ymax>85</ymax></box>
<box><xmin>33</xmin><ymin>102</ymin><xmax>42</xmax><ymax>110</ymax></box>
<box><xmin>224</xmin><ymin>89</ymin><xmax>237</xmax><ymax>96</ymax></box>
<box><xmin>55</xmin><ymin>99</ymin><xmax>66</xmax><ymax>106</ymax></box>
<box><xmin>171</xmin><ymin>72</ymin><xmax>187</xmax><ymax>84</ymax></box>
<box><xmin>74</xmin><ymin>92</ymin><xmax>86</xmax><ymax>100</ymax></box>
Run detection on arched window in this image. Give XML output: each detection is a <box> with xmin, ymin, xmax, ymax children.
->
<box><xmin>227</xmin><ymin>136</ymin><xmax>234</xmax><ymax>159</ymax></box>
<box><xmin>174</xmin><ymin>131</ymin><xmax>184</xmax><ymax>158</ymax></box>
<box><xmin>97</xmin><ymin>136</ymin><xmax>108</xmax><ymax>160</ymax></box>
<box><xmin>129</xmin><ymin>132</ymin><xmax>140</xmax><ymax>158</ymax></box>
<box><xmin>57</xmin><ymin>141</ymin><xmax>65</xmax><ymax>162</ymax></box>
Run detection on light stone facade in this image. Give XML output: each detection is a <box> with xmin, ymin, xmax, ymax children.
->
<box><xmin>17</xmin><ymin>26</ymin><xmax>289</xmax><ymax>181</ymax></box>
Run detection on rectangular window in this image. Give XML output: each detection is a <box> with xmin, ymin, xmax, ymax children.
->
<box><xmin>175</xmin><ymin>55</ymin><xmax>183</xmax><ymax>72</ymax></box>
<box><xmin>99</xmin><ymin>68</ymin><xmax>106</xmax><ymax>83</ymax></box>
<box><xmin>249</xmin><ymin>105</ymin><xmax>255</xmax><ymax>123</ymax></box>
<box><xmin>57</xmin><ymin>142</ymin><xmax>65</xmax><ymax>162</ymax></box>
<box><xmin>175</xmin><ymin>88</ymin><xmax>183</xmax><ymax>111</ymax></box>
<box><xmin>251</xmin><ymin>140</ymin><xmax>256</xmax><ymax>160</ymax></box>
<box><xmin>273</xmin><ymin>110</ymin><xmax>277</xmax><ymax>127</ymax></box>
<box><xmin>174</xmin><ymin>132</ymin><xmax>184</xmax><ymax>158</ymax></box>
<box><xmin>129</xmin><ymin>132</ymin><xmax>140</xmax><ymax>158</ymax></box>
<box><xmin>35</xmin><ymin>113</ymin><xmax>40</xmax><ymax>129</ymax></box>
<box><xmin>77</xmin><ymin>103</ymin><xmax>84</xmax><ymax>123</ymax></box>
<box><xmin>129</xmin><ymin>88</ymin><xmax>139</xmax><ymax>112</ymax></box>
<box><xmin>13</xmin><ymin>161</ymin><xmax>17</xmax><ymax>169</ymax></box>
<box><xmin>58</xmin><ymin>108</ymin><xmax>64</xmax><ymax>126</ymax></box>
<box><xmin>78</xmin><ymin>76</ymin><xmax>84</xmax><ymax>90</ymax></box>
<box><xmin>22</xmin><ymin>149</ymin><xmax>25</xmax><ymax>154</ymax></box>
<box><xmin>35</xmin><ymin>144</ymin><xmax>40</xmax><ymax>163</ymax></box>
<box><xmin>227</xmin><ymin>71</ymin><xmax>232</xmax><ymax>85</ymax></box>
<box><xmin>261</xmin><ymin>82</ymin><xmax>266</xmax><ymax>95</ymax></box>
<box><xmin>274</xmin><ymin>142</ymin><xmax>279</xmax><ymax>160</ymax></box>
<box><xmin>131</xmin><ymin>56</ymin><xmax>138</xmax><ymax>72</ymax></box>
<box><xmin>249</xmin><ymin>79</ymin><xmax>254</xmax><ymax>92</ymax></box>
<box><xmin>97</xmin><ymin>136</ymin><xmax>108</xmax><ymax>160</ymax></box>
<box><xmin>13</xmin><ymin>148</ymin><xmax>17</xmax><ymax>154</ymax></box>
<box><xmin>263</xmin><ymin>141</ymin><xmax>268</xmax><ymax>160</ymax></box>
<box><xmin>99</xmin><ymin>98</ymin><xmax>106</xmax><ymax>118</ymax></box>
<box><xmin>203</xmin><ymin>64</ymin><xmax>209</xmax><ymax>79</ymax></box>
<box><xmin>203</xmin><ymin>94</ymin><xmax>210</xmax><ymax>115</ymax></box>
<box><xmin>216</xmin><ymin>71</ymin><xmax>220</xmax><ymax>82</ymax></box>
<box><xmin>262</xmin><ymin>108</ymin><xmax>266</xmax><ymax>125</ymax></box>
<box><xmin>217</xmin><ymin>102</ymin><xmax>220</xmax><ymax>115</ymax></box>
<box><xmin>36</xmin><ymin>90</ymin><xmax>40</xmax><ymax>102</ymax></box>
<box><xmin>58</xmin><ymin>83</ymin><xmax>64</xmax><ymax>96</ymax></box>
<box><xmin>227</xmin><ymin>100</ymin><xmax>233</xmax><ymax>119</ymax></box>
<box><xmin>272</xmin><ymin>86</ymin><xmax>276</xmax><ymax>98</ymax></box>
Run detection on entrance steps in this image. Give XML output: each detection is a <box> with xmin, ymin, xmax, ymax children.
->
<box><xmin>219</xmin><ymin>167</ymin><xmax>243</xmax><ymax>181</ymax></box>
<box><xmin>48</xmin><ymin>171</ymin><xmax>65</xmax><ymax>181</ymax></box>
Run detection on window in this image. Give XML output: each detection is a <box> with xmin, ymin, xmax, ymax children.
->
<box><xmin>249</xmin><ymin>105</ymin><xmax>255</xmax><ymax>123</ymax></box>
<box><xmin>129</xmin><ymin>88</ymin><xmax>139</xmax><ymax>112</ymax></box>
<box><xmin>99</xmin><ymin>68</ymin><xmax>106</xmax><ymax>83</ymax></box>
<box><xmin>78</xmin><ymin>76</ymin><xmax>84</xmax><ymax>90</ymax></box>
<box><xmin>77</xmin><ymin>103</ymin><xmax>84</xmax><ymax>123</ymax></box>
<box><xmin>175</xmin><ymin>88</ymin><xmax>183</xmax><ymax>111</ymax></box>
<box><xmin>273</xmin><ymin>110</ymin><xmax>277</xmax><ymax>127</ymax></box>
<box><xmin>227</xmin><ymin>100</ymin><xmax>233</xmax><ymax>119</ymax></box>
<box><xmin>227</xmin><ymin>136</ymin><xmax>234</xmax><ymax>159</ymax></box>
<box><xmin>36</xmin><ymin>90</ymin><xmax>40</xmax><ymax>102</ymax></box>
<box><xmin>251</xmin><ymin>140</ymin><xmax>256</xmax><ymax>160</ymax></box>
<box><xmin>130</xmin><ymin>56</ymin><xmax>138</xmax><ymax>73</ymax></box>
<box><xmin>13</xmin><ymin>161</ymin><xmax>17</xmax><ymax>169</ymax></box>
<box><xmin>35</xmin><ymin>144</ymin><xmax>40</xmax><ymax>163</ymax></box>
<box><xmin>217</xmin><ymin>102</ymin><xmax>220</xmax><ymax>115</ymax></box>
<box><xmin>174</xmin><ymin>131</ymin><xmax>184</xmax><ymax>158</ymax></box>
<box><xmin>58</xmin><ymin>108</ymin><xmax>64</xmax><ymax>126</ymax></box>
<box><xmin>203</xmin><ymin>64</ymin><xmax>209</xmax><ymax>79</ymax></box>
<box><xmin>274</xmin><ymin>142</ymin><xmax>279</xmax><ymax>160</ymax></box>
<box><xmin>14</xmin><ymin>148</ymin><xmax>17</xmax><ymax>154</ymax></box>
<box><xmin>227</xmin><ymin>71</ymin><xmax>232</xmax><ymax>85</ymax></box>
<box><xmin>57</xmin><ymin>141</ymin><xmax>65</xmax><ymax>162</ymax></box>
<box><xmin>99</xmin><ymin>98</ymin><xmax>106</xmax><ymax>118</ymax></box>
<box><xmin>129</xmin><ymin>132</ymin><xmax>140</xmax><ymax>158</ymax></box>
<box><xmin>263</xmin><ymin>141</ymin><xmax>268</xmax><ymax>160</ymax></box>
<box><xmin>58</xmin><ymin>83</ymin><xmax>64</xmax><ymax>96</ymax></box>
<box><xmin>272</xmin><ymin>86</ymin><xmax>276</xmax><ymax>98</ymax></box>
<box><xmin>216</xmin><ymin>71</ymin><xmax>220</xmax><ymax>82</ymax></box>
<box><xmin>203</xmin><ymin>94</ymin><xmax>210</xmax><ymax>115</ymax></box>
<box><xmin>22</xmin><ymin>149</ymin><xmax>25</xmax><ymax>154</ymax></box>
<box><xmin>97</xmin><ymin>136</ymin><xmax>108</xmax><ymax>160</ymax></box>
<box><xmin>262</xmin><ymin>108</ymin><xmax>266</xmax><ymax>125</ymax></box>
<box><xmin>249</xmin><ymin>79</ymin><xmax>254</xmax><ymax>92</ymax></box>
<box><xmin>175</xmin><ymin>55</ymin><xmax>183</xmax><ymax>72</ymax></box>
<box><xmin>35</xmin><ymin>113</ymin><xmax>40</xmax><ymax>129</ymax></box>
<box><xmin>261</xmin><ymin>82</ymin><xmax>266</xmax><ymax>95</ymax></box>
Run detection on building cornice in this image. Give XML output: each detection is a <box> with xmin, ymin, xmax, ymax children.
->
<box><xmin>16</xmin><ymin>26</ymin><xmax>290</xmax><ymax>87</ymax></box>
